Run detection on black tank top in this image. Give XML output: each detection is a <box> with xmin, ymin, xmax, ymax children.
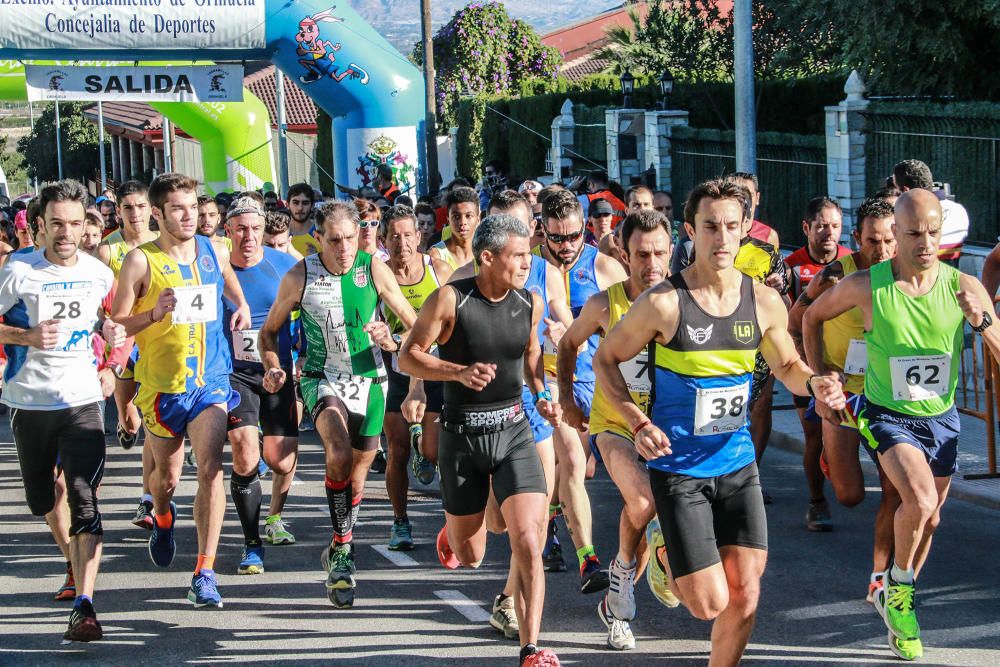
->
<box><xmin>439</xmin><ymin>277</ymin><xmax>533</xmax><ymax>413</ymax></box>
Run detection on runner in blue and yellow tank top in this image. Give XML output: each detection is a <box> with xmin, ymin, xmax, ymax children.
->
<box><xmin>111</xmin><ymin>173</ymin><xmax>252</xmax><ymax>610</ymax></box>
<box><xmin>594</xmin><ymin>178</ymin><xmax>845</xmax><ymax>665</ymax></box>
<box><xmin>800</xmin><ymin>189</ymin><xmax>1000</xmax><ymax>661</ymax></box>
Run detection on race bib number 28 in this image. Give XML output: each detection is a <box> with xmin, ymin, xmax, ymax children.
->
<box><xmin>889</xmin><ymin>355</ymin><xmax>950</xmax><ymax>401</ymax></box>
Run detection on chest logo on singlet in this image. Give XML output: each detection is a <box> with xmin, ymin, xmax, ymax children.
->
<box><xmin>199</xmin><ymin>255</ymin><xmax>215</xmax><ymax>273</ymax></box>
<box><xmin>162</xmin><ymin>264</ymin><xmax>176</xmax><ymax>275</ymax></box>
<box><xmin>353</xmin><ymin>265</ymin><xmax>368</xmax><ymax>288</ymax></box>
<box><xmin>733</xmin><ymin>321</ymin><xmax>755</xmax><ymax>344</ymax></box>
<box><xmin>686</xmin><ymin>324</ymin><xmax>714</xmax><ymax>345</ymax></box>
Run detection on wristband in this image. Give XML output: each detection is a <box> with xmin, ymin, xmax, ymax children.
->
<box><xmin>631</xmin><ymin>419</ymin><xmax>652</xmax><ymax>437</ymax></box>
<box><xmin>806</xmin><ymin>375</ymin><xmax>818</xmax><ymax>398</ymax></box>
<box><xmin>533</xmin><ymin>389</ymin><xmax>553</xmax><ymax>405</ymax></box>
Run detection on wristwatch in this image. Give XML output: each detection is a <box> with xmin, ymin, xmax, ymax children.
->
<box><xmin>533</xmin><ymin>389</ymin><xmax>553</xmax><ymax>404</ymax></box>
<box><xmin>806</xmin><ymin>374</ymin><xmax>818</xmax><ymax>398</ymax></box>
<box><xmin>391</xmin><ymin>333</ymin><xmax>403</xmax><ymax>350</ymax></box>
<box><xmin>972</xmin><ymin>310</ymin><xmax>993</xmax><ymax>333</ymax></box>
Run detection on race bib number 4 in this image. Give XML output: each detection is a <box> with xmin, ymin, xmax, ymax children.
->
<box><xmin>172</xmin><ymin>285</ymin><xmax>217</xmax><ymax>325</ymax></box>
<box><xmin>693</xmin><ymin>382</ymin><xmax>749</xmax><ymax>436</ymax></box>
<box><xmin>890</xmin><ymin>355</ymin><xmax>950</xmax><ymax>402</ymax></box>
<box><xmin>844</xmin><ymin>339</ymin><xmax>868</xmax><ymax>376</ymax></box>
<box><xmin>233</xmin><ymin>329</ymin><xmax>261</xmax><ymax>363</ymax></box>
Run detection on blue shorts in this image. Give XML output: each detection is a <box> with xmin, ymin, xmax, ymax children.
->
<box><xmin>573</xmin><ymin>381</ymin><xmax>594</xmax><ymax>417</ymax></box>
<box><xmin>521</xmin><ymin>385</ymin><xmax>554</xmax><ymax>443</ymax></box>
<box><xmin>805</xmin><ymin>392</ymin><xmax>866</xmax><ymax>429</ymax></box>
<box><xmin>136</xmin><ymin>376</ymin><xmax>240</xmax><ymax>439</ymax></box>
<box><xmin>859</xmin><ymin>403</ymin><xmax>960</xmax><ymax>477</ymax></box>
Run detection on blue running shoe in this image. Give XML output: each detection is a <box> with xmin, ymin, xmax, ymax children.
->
<box><xmin>148</xmin><ymin>501</ymin><xmax>176</xmax><ymax>568</ymax></box>
<box><xmin>257</xmin><ymin>457</ymin><xmax>270</xmax><ymax>478</ymax></box>
<box><xmin>238</xmin><ymin>544</ymin><xmax>265</xmax><ymax>575</ymax></box>
<box><xmin>187</xmin><ymin>569</ymin><xmax>223</xmax><ymax>608</ymax></box>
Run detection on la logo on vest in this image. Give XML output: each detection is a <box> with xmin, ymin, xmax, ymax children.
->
<box><xmin>686</xmin><ymin>324</ymin><xmax>713</xmax><ymax>345</ymax></box>
<box><xmin>734</xmin><ymin>321</ymin><xmax>755</xmax><ymax>344</ymax></box>
<box><xmin>353</xmin><ymin>265</ymin><xmax>368</xmax><ymax>288</ymax></box>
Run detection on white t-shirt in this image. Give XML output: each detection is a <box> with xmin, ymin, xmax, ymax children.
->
<box><xmin>940</xmin><ymin>199</ymin><xmax>969</xmax><ymax>251</ymax></box>
<box><xmin>0</xmin><ymin>250</ymin><xmax>114</xmax><ymax>410</ymax></box>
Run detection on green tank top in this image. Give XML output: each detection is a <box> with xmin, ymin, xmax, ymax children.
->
<box><xmin>864</xmin><ymin>260</ymin><xmax>964</xmax><ymax>417</ymax></box>
<box><xmin>300</xmin><ymin>251</ymin><xmax>385</xmax><ymax>379</ymax></box>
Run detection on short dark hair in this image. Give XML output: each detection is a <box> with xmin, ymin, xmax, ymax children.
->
<box><xmin>414</xmin><ymin>203</ymin><xmax>436</xmax><ymax>218</ymax></box>
<box><xmin>264</xmin><ymin>210</ymin><xmax>290</xmax><ymax>235</ymax></box>
<box><xmin>684</xmin><ymin>178</ymin><xmax>752</xmax><ymax>226</ymax></box>
<box><xmin>381</xmin><ymin>204</ymin><xmax>417</xmax><ymax>237</ymax></box>
<box><xmin>625</xmin><ymin>185</ymin><xmax>653</xmax><ymax>205</ymax></box>
<box><xmin>197</xmin><ymin>195</ymin><xmax>218</xmax><ymax>209</ymax></box>
<box><xmin>263</xmin><ymin>191</ymin><xmax>279</xmax><ymax>201</ymax></box>
<box><xmin>316</xmin><ymin>200</ymin><xmax>360</xmax><ymax>232</ymax></box>
<box><xmin>728</xmin><ymin>171</ymin><xmax>759</xmax><ymax>191</ymax></box>
<box><xmin>148</xmin><ymin>173</ymin><xmax>198</xmax><ymax>210</ymax></box>
<box><xmin>116</xmin><ymin>180</ymin><xmax>148</xmax><ymax>201</ymax></box>
<box><xmin>541</xmin><ymin>189</ymin><xmax>583</xmax><ymax>224</ymax></box>
<box><xmin>287</xmin><ymin>182</ymin><xmax>315</xmax><ymax>203</ymax></box>
<box><xmin>488</xmin><ymin>189</ymin><xmax>528</xmax><ymax>213</ymax></box>
<box><xmin>892</xmin><ymin>159</ymin><xmax>934</xmax><ymax>190</ymax></box>
<box><xmin>26</xmin><ymin>196</ymin><xmax>41</xmax><ymax>228</ymax></box>
<box><xmin>803</xmin><ymin>196</ymin><xmax>841</xmax><ymax>222</ymax></box>
<box><xmin>39</xmin><ymin>179</ymin><xmax>88</xmax><ymax>220</ymax></box>
<box><xmin>621</xmin><ymin>208</ymin><xmax>671</xmax><ymax>251</ymax></box>
<box><xmin>654</xmin><ymin>190</ymin><xmax>673</xmax><ymax>201</ymax></box>
<box><xmin>536</xmin><ymin>184</ymin><xmax>564</xmax><ymax>206</ymax></box>
<box><xmin>376</xmin><ymin>163</ymin><xmax>393</xmax><ymax>181</ymax></box>
<box><xmin>856</xmin><ymin>197</ymin><xmax>895</xmax><ymax>228</ymax></box>
<box><xmin>445</xmin><ymin>186</ymin><xmax>479</xmax><ymax>211</ymax></box>
<box><xmin>484</xmin><ymin>159</ymin><xmax>506</xmax><ymax>174</ymax></box>
<box><xmin>875</xmin><ymin>186</ymin><xmax>901</xmax><ymax>201</ymax></box>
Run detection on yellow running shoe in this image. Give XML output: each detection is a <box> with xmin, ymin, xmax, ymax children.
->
<box><xmin>645</xmin><ymin>518</ymin><xmax>680</xmax><ymax>608</ymax></box>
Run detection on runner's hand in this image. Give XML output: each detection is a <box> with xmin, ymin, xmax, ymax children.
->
<box><xmin>957</xmin><ymin>290</ymin><xmax>986</xmax><ymax>328</ymax></box>
<box><xmin>811</xmin><ymin>373</ymin><xmax>846</xmax><ymax>411</ymax></box>
<box><xmin>231</xmin><ymin>303</ymin><xmax>251</xmax><ymax>332</ymax></box>
<box><xmin>402</xmin><ymin>385</ymin><xmax>427</xmax><ymax>424</ymax></box>
<box><xmin>101</xmin><ymin>319</ymin><xmax>126</xmax><ymax>349</ymax></box>
<box><xmin>544</xmin><ymin>318</ymin><xmax>566</xmax><ymax>346</ymax></box>
<box><xmin>27</xmin><ymin>319</ymin><xmax>60</xmax><ymax>350</ymax></box>
<box><xmin>634</xmin><ymin>422</ymin><xmax>672</xmax><ymax>460</ymax></box>
<box><xmin>765</xmin><ymin>272</ymin><xmax>785</xmax><ymax>291</ymax></box>
<box><xmin>457</xmin><ymin>362</ymin><xmax>496</xmax><ymax>391</ymax></box>
<box><xmin>560</xmin><ymin>394</ymin><xmax>589</xmax><ymax>431</ymax></box>
<box><xmin>537</xmin><ymin>398</ymin><xmax>562</xmax><ymax>427</ymax></box>
<box><xmin>294</xmin><ymin>357</ymin><xmax>304</xmax><ymax>382</ymax></box>
<box><xmin>263</xmin><ymin>367</ymin><xmax>287</xmax><ymax>394</ymax></box>
<box><xmin>98</xmin><ymin>368</ymin><xmax>116</xmax><ymax>399</ymax></box>
<box><xmin>152</xmin><ymin>288</ymin><xmax>177</xmax><ymax>322</ymax></box>
<box><xmin>364</xmin><ymin>321</ymin><xmax>396</xmax><ymax>351</ymax></box>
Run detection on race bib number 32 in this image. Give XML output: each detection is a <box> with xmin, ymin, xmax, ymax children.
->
<box><xmin>172</xmin><ymin>285</ymin><xmax>217</xmax><ymax>325</ymax></box>
<box><xmin>889</xmin><ymin>355</ymin><xmax>950</xmax><ymax>401</ymax></box>
<box><xmin>693</xmin><ymin>382</ymin><xmax>749</xmax><ymax>436</ymax></box>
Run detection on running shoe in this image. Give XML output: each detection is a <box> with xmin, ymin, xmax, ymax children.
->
<box><xmin>580</xmin><ymin>555</ymin><xmax>610</xmax><ymax>594</ymax></box>
<box><xmin>875</xmin><ymin>573</ymin><xmax>920</xmax><ymax>641</ymax></box>
<box><xmin>370</xmin><ymin>447</ymin><xmax>387</xmax><ymax>474</ymax></box>
<box><xmin>410</xmin><ymin>424</ymin><xmax>437</xmax><ymax>485</ymax></box>
<box><xmin>324</xmin><ymin>544</ymin><xmax>356</xmax><ymax>608</ymax></box>
<box><xmin>520</xmin><ymin>648</ymin><xmax>561</xmax><ymax>666</ymax></box>
<box><xmin>489</xmin><ymin>594</ymin><xmax>519</xmax><ymax>640</ymax></box>
<box><xmin>866</xmin><ymin>572</ymin><xmax>884</xmax><ymax>604</ymax></box>
<box><xmin>264</xmin><ymin>514</ymin><xmax>296</xmax><ymax>545</ymax></box>
<box><xmin>148</xmin><ymin>501</ymin><xmax>176</xmax><ymax>568</ymax></box>
<box><xmin>542</xmin><ymin>518</ymin><xmax>566</xmax><ymax>572</ymax></box>
<box><xmin>888</xmin><ymin>630</ymin><xmax>924</xmax><ymax>661</ymax></box>
<box><xmin>806</xmin><ymin>500</ymin><xmax>833</xmax><ymax>532</ymax></box>
<box><xmin>54</xmin><ymin>563</ymin><xmax>76</xmax><ymax>601</ymax></box>
<box><xmin>257</xmin><ymin>457</ymin><xmax>271</xmax><ymax>478</ymax></box>
<box><xmin>645</xmin><ymin>519</ymin><xmax>680</xmax><ymax>608</ymax></box>
<box><xmin>388</xmin><ymin>518</ymin><xmax>414</xmax><ymax>551</ymax></box>
<box><xmin>187</xmin><ymin>569</ymin><xmax>223</xmax><ymax>608</ymax></box>
<box><xmin>185</xmin><ymin>448</ymin><xmax>196</xmax><ymax>468</ymax></box>
<box><xmin>238</xmin><ymin>544</ymin><xmax>265</xmax><ymax>575</ymax></box>
<box><xmin>62</xmin><ymin>599</ymin><xmax>102</xmax><ymax>643</ymax></box>
<box><xmin>606</xmin><ymin>557</ymin><xmax>636</xmax><ymax>620</ymax></box>
<box><xmin>117</xmin><ymin>424</ymin><xmax>138</xmax><ymax>450</ymax></box>
<box><xmin>597</xmin><ymin>596</ymin><xmax>635</xmax><ymax>650</ymax></box>
<box><xmin>131</xmin><ymin>499</ymin><xmax>154</xmax><ymax>530</ymax></box>
<box><xmin>436</xmin><ymin>526</ymin><xmax>460</xmax><ymax>569</ymax></box>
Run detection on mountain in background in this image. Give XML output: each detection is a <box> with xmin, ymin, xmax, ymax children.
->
<box><xmin>348</xmin><ymin>0</ymin><xmax>623</xmax><ymax>55</ymax></box>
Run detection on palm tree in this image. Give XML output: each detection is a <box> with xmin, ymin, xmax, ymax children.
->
<box><xmin>592</xmin><ymin>4</ymin><xmax>653</xmax><ymax>77</ymax></box>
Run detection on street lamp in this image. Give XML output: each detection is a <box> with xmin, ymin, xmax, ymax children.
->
<box><xmin>658</xmin><ymin>69</ymin><xmax>674</xmax><ymax>110</ymax></box>
<box><xmin>619</xmin><ymin>70</ymin><xmax>634</xmax><ymax>109</ymax></box>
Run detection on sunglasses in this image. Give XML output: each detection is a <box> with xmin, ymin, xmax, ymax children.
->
<box><xmin>545</xmin><ymin>229</ymin><xmax>584</xmax><ymax>244</ymax></box>
<box><xmin>358</xmin><ymin>220</ymin><xmax>379</xmax><ymax>229</ymax></box>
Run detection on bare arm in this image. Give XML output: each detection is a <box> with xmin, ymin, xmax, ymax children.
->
<box><xmin>372</xmin><ymin>258</ymin><xmax>418</xmax><ymax>331</ymax></box>
<box><xmin>524</xmin><ymin>291</ymin><xmax>548</xmax><ymax>396</ymax></box>
<box><xmin>788</xmin><ymin>260</ymin><xmax>845</xmax><ymax>355</ymax></box>
<box><xmin>557</xmin><ymin>291</ymin><xmax>607</xmax><ymax>428</ymax></box>
<box><xmin>431</xmin><ymin>257</ymin><xmax>455</xmax><ymax>285</ymax></box>
<box><xmin>801</xmin><ymin>270</ymin><xmax>872</xmax><ymax>376</ymax></box>
<box><xmin>958</xmin><ymin>272</ymin><xmax>1000</xmax><ymax>359</ymax></box>
<box><xmin>96</xmin><ymin>243</ymin><xmax>112</xmax><ymax>267</ymax></box>
<box><xmin>259</xmin><ymin>262</ymin><xmax>304</xmax><ymax>392</ymax></box>
<box><xmin>398</xmin><ymin>286</ymin><xmax>465</xmax><ymax>382</ymax></box>
<box><xmin>110</xmin><ymin>248</ymin><xmax>169</xmax><ymax>336</ymax></box>
<box><xmin>982</xmin><ymin>242</ymin><xmax>1000</xmax><ymax>304</ymax></box>
<box><xmin>595</xmin><ymin>252</ymin><xmax>628</xmax><ymax>290</ymax></box>
<box><xmin>213</xmin><ymin>241</ymin><xmax>251</xmax><ymax>331</ymax></box>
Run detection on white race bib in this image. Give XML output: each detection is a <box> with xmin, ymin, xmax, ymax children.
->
<box><xmin>38</xmin><ymin>287</ymin><xmax>91</xmax><ymax>349</ymax></box>
<box><xmin>619</xmin><ymin>352</ymin><xmax>651</xmax><ymax>394</ymax></box>
<box><xmin>233</xmin><ymin>328</ymin><xmax>261</xmax><ymax>363</ymax></box>
<box><xmin>171</xmin><ymin>285</ymin><xmax>217</xmax><ymax>325</ymax></box>
<box><xmin>843</xmin><ymin>339</ymin><xmax>868</xmax><ymax>376</ymax></box>
<box><xmin>325</xmin><ymin>373</ymin><xmax>369</xmax><ymax>414</ymax></box>
<box><xmin>889</xmin><ymin>355</ymin><xmax>950</xmax><ymax>402</ymax></box>
<box><xmin>693</xmin><ymin>382</ymin><xmax>749</xmax><ymax>436</ymax></box>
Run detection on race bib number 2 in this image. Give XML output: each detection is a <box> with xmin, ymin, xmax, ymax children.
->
<box><xmin>171</xmin><ymin>285</ymin><xmax>217</xmax><ymax>325</ymax></box>
<box><xmin>693</xmin><ymin>382</ymin><xmax>749</xmax><ymax>436</ymax></box>
<box><xmin>890</xmin><ymin>355</ymin><xmax>950</xmax><ymax>401</ymax></box>
<box><xmin>233</xmin><ymin>329</ymin><xmax>261</xmax><ymax>363</ymax></box>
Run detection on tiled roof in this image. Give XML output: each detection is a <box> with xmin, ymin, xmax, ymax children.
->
<box><xmin>560</xmin><ymin>56</ymin><xmax>612</xmax><ymax>82</ymax></box>
<box><xmin>88</xmin><ymin>101</ymin><xmax>162</xmax><ymax>131</ymax></box>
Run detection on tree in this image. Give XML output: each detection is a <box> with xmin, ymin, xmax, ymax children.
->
<box><xmin>412</xmin><ymin>2</ymin><xmax>562</xmax><ymax>131</ymax></box>
<box><xmin>1</xmin><ymin>133</ymin><xmax>29</xmax><ymax>195</ymax></box>
<box><xmin>17</xmin><ymin>102</ymin><xmax>105</xmax><ymax>183</ymax></box>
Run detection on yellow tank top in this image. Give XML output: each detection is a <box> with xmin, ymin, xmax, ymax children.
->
<box><xmin>386</xmin><ymin>255</ymin><xmax>441</xmax><ymax>333</ymax></box>
<box><xmin>431</xmin><ymin>240</ymin><xmax>459</xmax><ymax>270</ymax></box>
<box><xmin>589</xmin><ymin>281</ymin><xmax>651</xmax><ymax>440</ymax></box>
<box><xmin>822</xmin><ymin>253</ymin><xmax>866</xmax><ymax>394</ymax></box>
<box><xmin>291</xmin><ymin>232</ymin><xmax>321</xmax><ymax>257</ymax></box>
<box><xmin>134</xmin><ymin>236</ymin><xmax>230</xmax><ymax>393</ymax></box>
<box><xmin>104</xmin><ymin>229</ymin><xmax>160</xmax><ymax>276</ymax></box>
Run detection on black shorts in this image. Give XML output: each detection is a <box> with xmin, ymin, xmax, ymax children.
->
<box><xmin>385</xmin><ymin>365</ymin><xmax>444</xmax><ymax>414</ymax></box>
<box><xmin>228</xmin><ymin>367</ymin><xmax>299</xmax><ymax>438</ymax></box>
<box><xmin>438</xmin><ymin>410</ymin><xmax>547</xmax><ymax>516</ymax></box>
<box><xmin>650</xmin><ymin>462</ymin><xmax>768</xmax><ymax>579</ymax></box>
<box><xmin>11</xmin><ymin>403</ymin><xmax>106</xmax><ymax>535</ymax></box>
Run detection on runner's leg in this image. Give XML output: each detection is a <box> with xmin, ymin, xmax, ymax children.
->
<box><xmin>187</xmin><ymin>405</ymin><xmax>229</xmax><ymax>565</ymax></box>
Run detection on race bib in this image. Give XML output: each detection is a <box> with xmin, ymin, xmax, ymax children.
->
<box><xmin>843</xmin><ymin>339</ymin><xmax>868</xmax><ymax>376</ymax></box>
<box><xmin>171</xmin><ymin>285</ymin><xmax>217</xmax><ymax>325</ymax></box>
<box><xmin>38</xmin><ymin>286</ymin><xmax>91</xmax><ymax>350</ymax></box>
<box><xmin>693</xmin><ymin>382</ymin><xmax>749</xmax><ymax>436</ymax></box>
<box><xmin>889</xmin><ymin>355</ymin><xmax>950</xmax><ymax>402</ymax></box>
<box><xmin>233</xmin><ymin>329</ymin><xmax>261</xmax><ymax>363</ymax></box>
<box><xmin>325</xmin><ymin>373</ymin><xmax>369</xmax><ymax>415</ymax></box>
<box><xmin>619</xmin><ymin>352</ymin><xmax>651</xmax><ymax>395</ymax></box>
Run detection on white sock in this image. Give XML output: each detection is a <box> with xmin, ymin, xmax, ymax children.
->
<box><xmin>141</xmin><ymin>493</ymin><xmax>153</xmax><ymax>503</ymax></box>
<box><xmin>890</xmin><ymin>563</ymin><xmax>914</xmax><ymax>584</ymax></box>
<box><xmin>615</xmin><ymin>556</ymin><xmax>636</xmax><ymax>571</ymax></box>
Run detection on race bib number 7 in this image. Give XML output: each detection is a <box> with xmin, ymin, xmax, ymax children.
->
<box><xmin>693</xmin><ymin>382</ymin><xmax>749</xmax><ymax>436</ymax></box>
<box><xmin>889</xmin><ymin>355</ymin><xmax>950</xmax><ymax>402</ymax></box>
<box><xmin>171</xmin><ymin>285</ymin><xmax>217</xmax><ymax>325</ymax></box>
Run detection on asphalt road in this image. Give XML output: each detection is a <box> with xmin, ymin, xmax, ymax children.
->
<box><xmin>0</xmin><ymin>416</ymin><xmax>998</xmax><ymax>666</ymax></box>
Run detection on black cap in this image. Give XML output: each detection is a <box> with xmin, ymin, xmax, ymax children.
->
<box><xmin>590</xmin><ymin>198</ymin><xmax>614</xmax><ymax>217</ymax></box>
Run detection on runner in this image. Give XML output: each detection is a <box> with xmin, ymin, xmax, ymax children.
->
<box><xmin>197</xmin><ymin>195</ymin><xmax>223</xmax><ymax>238</ymax></box>
<box><xmin>795</xmin><ymin>197</ymin><xmax>900</xmax><ymax>601</ymax></box>
<box><xmin>430</xmin><ymin>186</ymin><xmax>479</xmax><ymax>270</ymax></box>
<box><xmin>594</xmin><ymin>177</ymin><xmax>845</xmax><ymax>665</ymax></box>
<box><xmin>263</xmin><ymin>210</ymin><xmax>304</xmax><ymax>260</ymax></box>
<box><xmin>399</xmin><ymin>213</ymin><xmax>562</xmax><ymax>667</ymax></box>
<box><xmin>259</xmin><ymin>200</ymin><xmax>417</xmax><ymax>608</ymax></box>
<box><xmin>557</xmin><ymin>208</ymin><xmax>676</xmax><ymax>650</ymax></box>
<box><xmin>286</xmin><ymin>182</ymin><xmax>320</xmax><ymax>257</ymax></box>
<box><xmin>0</xmin><ymin>179</ymin><xmax>126</xmax><ymax>642</ymax></box>
<box><xmin>112</xmin><ymin>172</ymin><xmax>251</xmax><ymax>608</ymax></box>
<box><xmin>380</xmin><ymin>204</ymin><xmax>454</xmax><ymax>550</ymax></box>
<box><xmin>797</xmin><ymin>188</ymin><xmax>1000</xmax><ymax>660</ymax></box>
<box><xmin>536</xmin><ymin>188</ymin><xmax>626</xmax><ymax>590</ymax></box>
<box><xmin>222</xmin><ymin>197</ymin><xmax>302</xmax><ymax>574</ymax></box>
<box><xmin>80</xmin><ymin>213</ymin><xmax>103</xmax><ymax>256</ymax></box>
<box><xmin>355</xmin><ymin>197</ymin><xmax>389</xmax><ymax>261</ymax></box>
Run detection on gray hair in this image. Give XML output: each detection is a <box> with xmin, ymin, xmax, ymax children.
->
<box><xmin>472</xmin><ymin>213</ymin><xmax>529</xmax><ymax>261</ymax></box>
<box><xmin>316</xmin><ymin>200</ymin><xmax>360</xmax><ymax>232</ymax></box>
<box><xmin>225</xmin><ymin>195</ymin><xmax>265</xmax><ymax>221</ymax></box>
<box><xmin>380</xmin><ymin>204</ymin><xmax>417</xmax><ymax>238</ymax></box>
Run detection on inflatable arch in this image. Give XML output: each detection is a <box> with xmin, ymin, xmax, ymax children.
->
<box><xmin>0</xmin><ymin>1</ymin><xmax>427</xmax><ymax>195</ymax></box>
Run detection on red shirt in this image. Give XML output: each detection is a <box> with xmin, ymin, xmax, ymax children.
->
<box><xmin>748</xmin><ymin>219</ymin><xmax>776</xmax><ymax>244</ymax></box>
<box><xmin>784</xmin><ymin>245</ymin><xmax>852</xmax><ymax>300</ymax></box>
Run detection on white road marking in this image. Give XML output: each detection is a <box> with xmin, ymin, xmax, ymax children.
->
<box><xmin>372</xmin><ymin>544</ymin><xmax>419</xmax><ymax>567</ymax></box>
<box><xmin>434</xmin><ymin>590</ymin><xmax>491</xmax><ymax>623</ymax></box>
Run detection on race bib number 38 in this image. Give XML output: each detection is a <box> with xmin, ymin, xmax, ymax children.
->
<box><xmin>890</xmin><ymin>355</ymin><xmax>950</xmax><ymax>402</ymax></box>
<box><xmin>172</xmin><ymin>285</ymin><xmax>217</xmax><ymax>325</ymax></box>
<box><xmin>693</xmin><ymin>382</ymin><xmax>749</xmax><ymax>436</ymax></box>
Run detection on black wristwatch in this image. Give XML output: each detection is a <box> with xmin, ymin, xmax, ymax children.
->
<box><xmin>806</xmin><ymin>374</ymin><xmax>818</xmax><ymax>398</ymax></box>
<box><xmin>972</xmin><ymin>310</ymin><xmax>993</xmax><ymax>333</ymax></box>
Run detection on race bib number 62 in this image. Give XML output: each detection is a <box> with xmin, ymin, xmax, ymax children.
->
<box><xmin>889</xmin><ymin>355</ymin><xmax>950</xmax><ymax>401</ymax></box>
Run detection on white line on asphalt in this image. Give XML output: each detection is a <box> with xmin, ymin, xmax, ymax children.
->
<box><xmin>434</xmin><ymin>590</ymin><xmax>491</xmax><ymax>623</ymax></box>
<box><xmin>372</xmin><ymin>544</ymin><xmax>419</xmax><ymax>567</ymax></box>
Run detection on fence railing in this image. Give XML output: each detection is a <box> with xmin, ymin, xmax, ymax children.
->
<box><xmin>571</xmin><ymin>104</ymin><xmax>609</xmax><ymax>175</ymax></box>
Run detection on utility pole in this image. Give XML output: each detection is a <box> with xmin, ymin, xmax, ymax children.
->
<box><xmin>733</xmin><ymin>0</ymin><xmax>756</xmax><ymax>173</ymax></box>
<box><xmin>421</xmin><ymin>0</ymin><xmax>440</xmax><ymax>193</ymax></box>
<box><xmin>97</xmin><ymin>101</ymin><xmax>107</xmax><ymax>192</ymax></box>
<box><xmin>275</xmin><ymin>69</ymin><xmax>290</xmax><ymax>198</ymax></box>
<box><xmin>55</xmin><ymin>101</ymin><xmax>63</xmax><ymax>180</ymax></box>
